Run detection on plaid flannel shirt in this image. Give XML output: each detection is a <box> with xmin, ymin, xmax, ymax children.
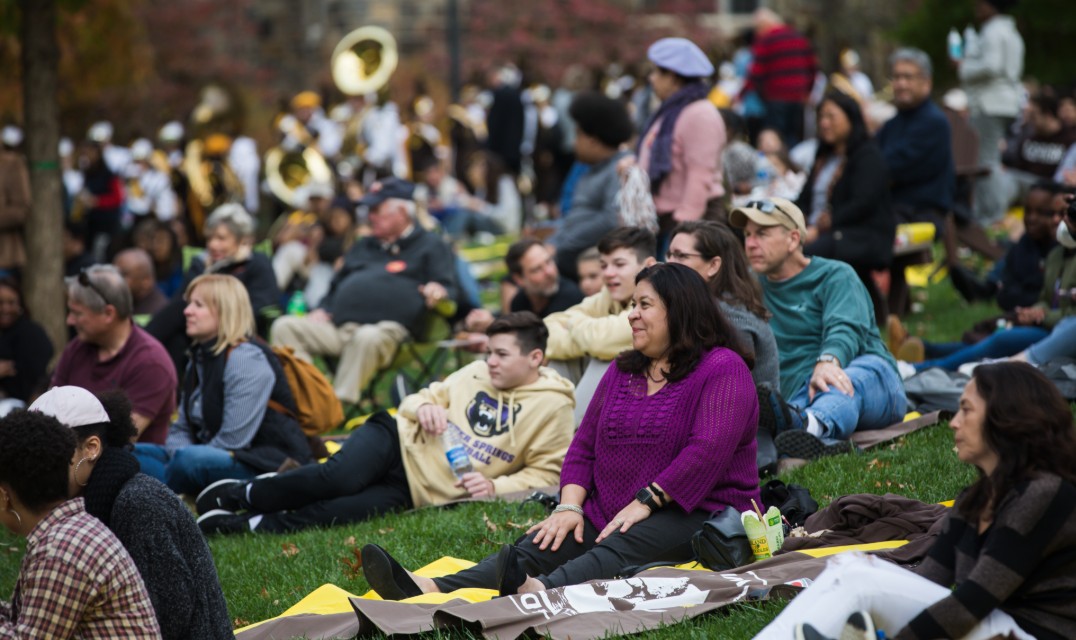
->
<box><xmin>1</xmin><ymin>498</ymin><xmax>161</xmax><ymax>639</ymax></box>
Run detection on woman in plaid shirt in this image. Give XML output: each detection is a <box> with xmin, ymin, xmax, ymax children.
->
<box><xmin>0</xmin><ymin>410</ymin><xmax>160</xmax><ymax>639</ymax></box>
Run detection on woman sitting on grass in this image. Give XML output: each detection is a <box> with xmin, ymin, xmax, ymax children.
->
<box><xmin>29</xmin><ymin>386</ymin><xmax>233</xmax><ymax>640</ymax></box>
<box><xmin>0</xmin><ymin>410</ymin><xmax>161</xmax><ymax>638</ymax></box>
<box><xmin>760</xmin><ymin>361</ymin><xmax>1076</xmax><ymax>640</ymax></box>
<box><xmin>135</xmin><ymin>274</ymin><xmax>311</xmax><ymax>495</ymax></box>
<box><xmin>362</xmin><ymin>262</ymin><xmax>761</xmax><ymax>599</ymax></box>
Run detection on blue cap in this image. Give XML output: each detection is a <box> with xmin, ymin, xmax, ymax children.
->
<box><xmin>647</xmin><ymin>38</ymin><xmax>714</xmax><ymax>78</ymax></box>
<box><xmin>358</xmin><ymin>178</ymin><xmax>416</xmax><ymax>207</ymax></box>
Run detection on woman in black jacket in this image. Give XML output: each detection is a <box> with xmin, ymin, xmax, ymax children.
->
<box><xmin>0</xmin><ymin>277</ymin><xmax>52</xmax><ymax>408</ymax></box>
<box><xmin>797</xmin><ymin>91</ymin><xmax>895</xmax><ymax>322</ymax></box>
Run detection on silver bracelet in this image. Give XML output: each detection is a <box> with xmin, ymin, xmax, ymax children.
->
<box><xmin>552</xmin><ymin>503</ymin><xmax>584</xmax><ymax>516</ymax></box>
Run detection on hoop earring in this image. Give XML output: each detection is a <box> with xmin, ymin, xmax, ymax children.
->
<box><xmin>7</xmin><ymin>507</ymin><xmax>20</xmax><ymax>526</ymax></box>
<box><xmin>74</xmin><ymin>456</ymin><xmax>93</xmax><ymax>487</ymax></box>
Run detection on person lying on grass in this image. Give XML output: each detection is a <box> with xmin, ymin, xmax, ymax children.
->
<box><xmin>758</xmin><ymin>361</ymin><xmax>1076</xmax><ymax>640</ymax></box>
<box><xmin>196</xmin><ymin>311</ymin><xmax>575</xmax><ymax>534</ymax></box>
<box><xmin>362</xmin><ymin>263</ymin><xmax>761</xmax><ymax>599</ymax></box>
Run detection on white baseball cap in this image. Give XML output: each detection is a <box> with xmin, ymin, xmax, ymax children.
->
<box><xmin>29</xmin><ymin>386</ymin><xmax>110</xmax><ymax>428</ymax></box>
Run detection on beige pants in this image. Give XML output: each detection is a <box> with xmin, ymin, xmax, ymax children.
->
<box><xmin>270</xmin><ymin>316</ymin><xmax>409</xmax><ymax>404</ymax></box>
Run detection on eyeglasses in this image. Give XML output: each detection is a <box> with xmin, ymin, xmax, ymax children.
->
<box><xmin>78</xmin><ymin>269</ymin><xmax>111</xmax><ymax>307</ymax></box>
<box><xmin>745</xmin><ymin>199</ymin><xmax>799</xmax><ymax>227</ymax></box>
<box><xmin>666</xmin><ymin>250</ymin><xmax>703</xmax><ymax>261</ymax></box>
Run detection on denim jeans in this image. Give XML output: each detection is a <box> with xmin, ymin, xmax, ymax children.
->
<box><xmin>917</xmin><ymin>326</ymin><xmax>1048</xmax><ymax>372</ymax></box>
<box><xmin>788</xmin><ymin>354</ymin><xmax>906</xmax><ymax>442</ymax></box>
<box><xmin>1027</xmin><ymin>315</ymin><xmax>1076</xmax><ymax>365</ymax></box>
<box><xmin>133</xmin><ymin>443</ymin><xmax>258</xmax><ymax>495</ymax></box>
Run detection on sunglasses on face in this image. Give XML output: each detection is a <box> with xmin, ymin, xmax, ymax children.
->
<box><xmin>78</xmin><ymin>269</ymin><xmax>111</xmax><ymax>307</ymax></box>
<box><xmin>744</xmin><ymin>199</ymin><xmax>798</xmax><ymax>227</ymax></box>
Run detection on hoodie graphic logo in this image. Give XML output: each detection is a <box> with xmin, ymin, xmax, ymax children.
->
<box><xmin>466</xmin><ymin>390</ymin><xmax>520</xmax><ymax>438</ymax></box>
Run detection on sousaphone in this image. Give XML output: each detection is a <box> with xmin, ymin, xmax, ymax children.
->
<box><xmin>331</xmin><ymin>26</ymin><xmax>398</xmax><ymax>96</ymax></box>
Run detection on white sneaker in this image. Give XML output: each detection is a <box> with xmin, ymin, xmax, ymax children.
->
<box><xmin>896</xmin><ymin>360</ymin><xmax>917</xmax><ymax>380</ymax></box>
<box><xmin>958</xmin><ymin>358</ymin><xmax>1003</xmax><ymax>377</ymax></box>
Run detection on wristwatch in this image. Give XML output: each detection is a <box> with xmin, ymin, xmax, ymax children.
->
<box><xmin>816</xmin><ymin>354</ymin><xmax>841</xmax><ymax>366</ymax></box>
<box><xmin>635</xmin><ymin>487</ymin><xmax>662</xmax><ymax>511</ymax></box>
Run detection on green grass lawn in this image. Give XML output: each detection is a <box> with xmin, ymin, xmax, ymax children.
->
<box><xmin>0</xmin><ymin>268</ymin><xmax>1003</xmax><ymax>638</ymax></box>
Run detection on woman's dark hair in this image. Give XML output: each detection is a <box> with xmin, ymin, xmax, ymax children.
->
<box><xmin>670</xmin><ymin>221</ymin><xmax>769</xmax><ymax>320</ymax></box>
<box><xmin>959</xmin><ymin>362</ymin><xmax>1076</xmax><ymax>522</ymax></box>
<box><xmin>815</xmin><ymin>91</ymin><xmax>870</xmax><ymax>159</ymax></box>
<box><xmin>0</xmin><ymin>276</ymin><xmax>26</xmax><ymax>320</ymax></box>
<box><xmin>616</xmin><ymin>263</ymin><xmax>751</xmax><ymax>382</ymax></box>
<box><xmin>71</xmin><ymin>390</ymin><xmax>137</xmax><ymax>450</ymax></box>
<box><xmin>0</xmin><ymin>410</ymin><xmax>76</xmax><ymax>512</ymax></box>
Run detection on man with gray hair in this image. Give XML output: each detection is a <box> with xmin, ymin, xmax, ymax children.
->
<box><xmin>51</xmin><ymin>264</ymin><xmax>177</xmax><ymax>444</ymax></box>
<box><xmin>270</xmin><ymin>178</ymin><xmax>458</xmax><ymax>409</ymax></box>
<box><xmin>874</xmin><ymin>47</ymin><xmax>956</xmax><ymax>233</ymax></box>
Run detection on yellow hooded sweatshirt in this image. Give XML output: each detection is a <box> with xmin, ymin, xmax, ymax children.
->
<box><xmin>397</xmin><ymin>360</ymin><xmax>576</xmax><ymax>508</ymax></box>
<box><xmin>543</xmin><ymin>287</ymin><xmax>632</xmax><ymax>361</ymax></box>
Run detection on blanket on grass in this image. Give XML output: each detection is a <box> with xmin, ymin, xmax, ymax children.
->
<box><xmin>234</xmin><ymin>544</ymin><xmax>915</xmax><ymax>640</ymax></box>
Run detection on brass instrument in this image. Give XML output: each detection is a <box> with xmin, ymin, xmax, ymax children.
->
<box><xmin>264</xmin><ymin>144</ymin><xmax>333</xmax><ymax>209</ymax></box>
<box><xmin>331</xmin><ymin>26</ymin><xmax>398</xmax><ymax>96</ymax></box>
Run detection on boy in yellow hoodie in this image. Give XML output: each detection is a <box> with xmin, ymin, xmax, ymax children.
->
<box><xmin>544</xmin><ymin>227</ymin><xmax>656</xmax><ymax>423</ymax></box>
<box><xmin>195</xmin><ymin>311</ymin><xmax>575</xmax><ymax>534</ymax></box>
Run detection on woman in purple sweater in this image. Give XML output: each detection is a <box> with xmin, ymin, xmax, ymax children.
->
<box><xmin>362</xmin><ymin>262</ymin><xmax>761</xmax><ymax>598</ymax></box>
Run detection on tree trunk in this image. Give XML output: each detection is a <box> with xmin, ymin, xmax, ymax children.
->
<box><xmin>20</xmin><ymin>0</ymin><xmax>67</xmax><ymax>357</ymax></box>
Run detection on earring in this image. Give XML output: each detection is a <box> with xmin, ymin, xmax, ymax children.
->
<box><xmin>1</xmin><ymin>491</ymin><xmax>19</xmax><ymax>526</ymax></box>
<box><xmin>74</xmin><ymin>456</ymin><xmax>92</xmax><ymax>487</ymax></box>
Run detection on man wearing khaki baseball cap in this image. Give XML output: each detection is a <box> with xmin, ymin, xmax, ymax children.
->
<box><xmin>729</xmin><ymin>198</ymin><xmax>905</xmax><ymax>462</ymax></box>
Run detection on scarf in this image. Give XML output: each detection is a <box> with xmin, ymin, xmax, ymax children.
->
<box><xmin>82</xmin><ymin>446</ymin><xmax>140</xmax><ymax>526</ymax></box>
<box><xmin>637</xmin><ymin>82</ymin><xmax>711</xmax><ymax>194</ymax></box>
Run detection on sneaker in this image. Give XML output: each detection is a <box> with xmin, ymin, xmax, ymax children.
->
<box><xmin>197</xmin><ymin>509</ymin><xmax>250</xmax><ymax>535</ymax></box>
<box><xmin>896</xmin><ymin>360</ymin><xmax>918</xmax><ymax>381</ymax></box>
<box><xmin>795</xmin><ymin>622</ymin><xmax>833</xmax><ymax>640</ymax></box>
<box><xmin>195</xmin><ymin>479</ymin><xmax>249</xmax><ymax>516</ymax></box>
<box><xmin>957</xmin><ymin>357</ymin><xmax>1003</xmax><ymax>377</ymax></box>
<box><xmin>776</xmin><ymin>430</ymin><xmax>855</xmax><ymax>461</ymax></box>
<box><xmin>840</xmin><ymin>610</ymin><xmax>877</xmax><ymax>640</ymax></box>
<box><xmin>768</xmin><ymin>389</ymin><xmax>807</xmax><ymax>434</ymax></box>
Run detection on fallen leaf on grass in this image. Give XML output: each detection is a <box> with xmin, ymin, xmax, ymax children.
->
<box><xmin>483</xmin><ymin>512</ymin><xmax>498</xmax><ymax>532</ymax></box>
<box><xmin>259</xmin><ymin>587</ymin><xmax>270</xmax><ymax>599</ymax></box>
<box><xmin>340</xmin><ymin>547</ymin><xmax>364</xmax><ymax>580</ymax></box>
<box><xmin>504</xmin><ymin>520</ymin><xmax>535</xmax><ymax>530</ymax></box>
<box><xmin>377</xmin><ymin>528</ymin><xmax>394</xmax><ymax>535</ymax></box>
<box><xmin>281</xmin><ymin>542</ymin><xmax>300</xmax><ymax>557</ymax></box>
<box><xmin>344</xmin><ymin>536</ymin><xmax>356</xmax><ymax>546</ymax></box>
<box><xmin>233</xmin><ymin>617</ymin><xmax>250</xmax><ymax>628</ymax></box>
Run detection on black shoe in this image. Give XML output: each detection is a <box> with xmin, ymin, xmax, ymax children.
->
<box><xmin>361</xmin><ymin>544</ymin><xmax>422</xmax><ymax>601</ymax></box>
<box><xmin>794</xmin><ymin>622</ymin><xmax>834</xmax><ymax>640</ymax></box>
<box><xmin>494</xmin><ymin>544</ymin><xmax>527</xmax><ymax>597</ymax></box>
<box><xmin>195</xmin><ymin>479</ymin><xmax>249</xmax><ymax>516</ymax></box>
<box><xmin>196</xmin><ymin>509</ymin><xmax>250</xmax><ymax>535</ymax></box>
<box><xmin>775</xmin><ymin>430</ymin><xmax>855</xmax><ymax>461</ymax></box>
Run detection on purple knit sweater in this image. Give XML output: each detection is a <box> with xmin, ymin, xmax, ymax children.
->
<box><xmin>560</xmin><ymin>347</ymin><xmax>761</xmax><ymax>530</ymax></box>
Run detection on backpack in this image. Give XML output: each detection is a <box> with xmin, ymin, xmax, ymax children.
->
<box><xmin>269</xmin><ymin>345</ymin><xmax>344</xmax><ymax>436</ymax></box>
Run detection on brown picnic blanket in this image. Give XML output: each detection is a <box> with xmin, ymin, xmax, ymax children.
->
<box><xmin>849</xmin><ymin>410</ymin><xmax>947</xmax><ymax>450</ymax></box>
<box><xmin>235</xmin><ymin>552</ymin><xmax>830</xmax><ymax>640</ymax></box>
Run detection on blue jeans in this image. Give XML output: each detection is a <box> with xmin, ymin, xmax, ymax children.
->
<box><xmin>916</xmin><ymin>326</ymin><xmax>1048</xmax><ymax>372</ymax></box>
<box><xmin>788</xmin><ymin>355</ymin><xmax>906</xmax><ymax>441</ymax></box>
<box><xmin>1027</xmin><ymin>316</ymin><xmax>1076</xmax><ymax>365</ymax></box>
<box><xmin>133</xmin><ymin>443</ymin><xmax>258</xmax><ymax>495</ymax></box>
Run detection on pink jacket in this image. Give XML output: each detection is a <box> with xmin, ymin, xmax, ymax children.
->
<box><xmin>637</xmin><ymin>100</ymin><xmax>725</xmax><ymax>221</ymax></box>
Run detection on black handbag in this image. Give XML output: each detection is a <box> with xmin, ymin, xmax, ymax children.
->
<box><xmin>690</xmin><ymin>506</ymin><xmax>754</xmax><ymax>571</ymax></box>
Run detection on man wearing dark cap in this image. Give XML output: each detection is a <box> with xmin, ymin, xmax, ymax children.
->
<box><xmin>730</xmin><ymin>198</ymin><xmax>905</xmax><ymax>461</ymax></box>
<box><xmin>547</xmin><ymin>91</ymin><xmax>635</xmax><ymax>281</ymax></box>
<box><xmin>270</xmin><ymin>178</ymin><xmax>458</xmax><ymax>407</ymax></box>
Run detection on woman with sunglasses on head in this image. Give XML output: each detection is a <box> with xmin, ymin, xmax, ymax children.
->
<box><xmin>760</xmin><ymin>362</ymin><xmax>1076</xmax><ymax>640</ymax></box>
<box><xmin>29</xmin><ymin>387</ymin><xmax>233</xmax><ymax>640</ymax></box>
<box><xmin>362</xmin><ymin>263</ymin><xmax>760</xmax><ymax>600</ymax></box>
<box><xmin>636</xmin><ymin>37</ymin><xmax>726</xmax><ymax>252</ymax></box>
<box><xmin>0</xmin><ymin>277</ymin><xmax>52</xmax><ymax>413</ymax></box>
<box><xmin>0</xmin><ymin>409</ymin><xmax>161</xmax><ymax>638</ymax></box>
<box><xmin>796</xmin><ymin>91</ymin><xmax>895</xmax><ymax>322</ymax></box>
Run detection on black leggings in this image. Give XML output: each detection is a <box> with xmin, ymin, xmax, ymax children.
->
<box><xmin>248</xmin><ymin>412</ymin><xmax>412</xmax><ymax>533</ymax></box>
<box><xmin>434</xmin><ymin>507</ymin><xmax>710</xmax><ymax>591</ymax></box>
